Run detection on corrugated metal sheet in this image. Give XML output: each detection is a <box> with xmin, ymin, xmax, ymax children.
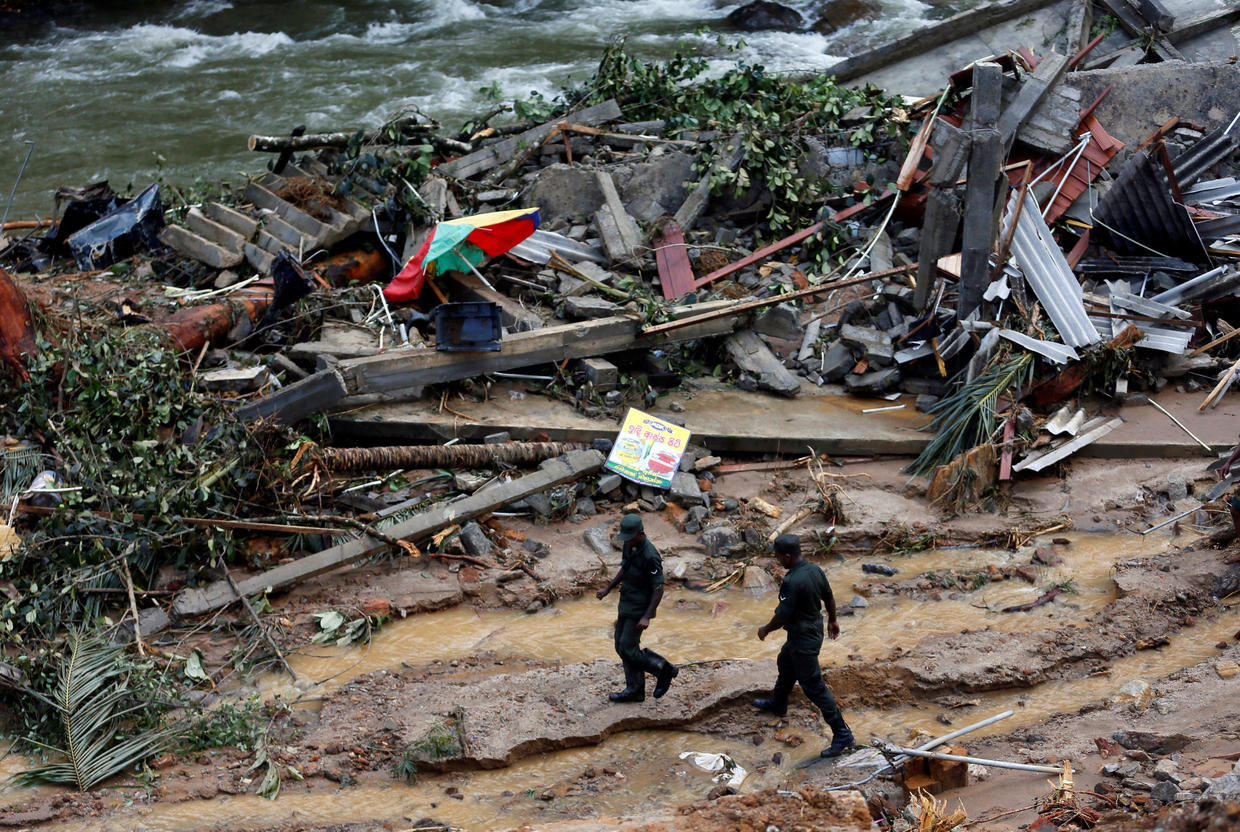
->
<box><xmin>1005</xmin><ymin>191</ymin><xmax>1101</xmax><ymax>348</ymax></box>
<box><xmin>1108</xmin><ymin>291</ymin><xmax>1192</xmax><ymax>320</ymax></box>
<box><xmin>1184</xmin><ymin>177</ymin><xmax>1240</xmax><ymax>205</ymax></box>
<box><xmin>1013</xmin><ymin>416</ymin><xmax>1123</xmax><ymax>472</ymax></box>
<box><xmin>997</xmin><ymin>329</ymin><xmax>1078</xmax><ymax>364</ymax></box>
<box><xmin>508</xmin><ymin>229</ymin><xmax>608</xmax><ymax>266</ymax></box>
<box><xmin>1197</xmin><ymin>212</ymin><xmax>1240</xmax><ymax>242</ymax></box>
<box><xmin>1075</xmin><ymin>256</ymin><xmax>1199</xmax><ymax>275</ymax></box>
<box><xmin>1172</xmin><ymin>124</ymin><xmax>1240</xmax><ymax>188</ymax></box>
<box><xmin>1150</xmin><ymin>265</ymin><xmax>1240</xmax><ymax>305</ymax></box>
<box><xmin>1093</xmin><ymin>150</ymin><xmax>1208</xmax><ymax>262</ymax></box>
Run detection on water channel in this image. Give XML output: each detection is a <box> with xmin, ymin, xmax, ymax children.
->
<box><xmin>6</xmin><ymin>529</ymin><xmax>1238</xmax><ymax>830</ymax></box>
<box><xmin>0</xmin><ymin>0</ymin><xmax>976</xmax><ymax>221</ymax></box>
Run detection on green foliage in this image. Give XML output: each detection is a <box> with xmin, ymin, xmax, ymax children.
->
<box><xmin>406</xmin><ymin>718</ymin><xmax>463</xmax><ymax>761</ymax></box>
<box><xmin>907</xmin><ymin>353</ymin><xmax>1036</xmax><ymax>477</ymax></box>
<box><xmin>1089</xmin><ymin>12</ymin><xmax>1120</xmax><ymax>39</ymax></box>
<box><xmin>0</xmin><ymin>326</ymin><xmax>261</xmax><ymax>644</ymax></box>
<box><xmin>559</xmin><ymin>36</ymin><xmax>910</xmax><ymax>240</ymax></box>
<box><xmin>7</xmin><ymin>628</ymin><xmax>175</xmax><ymax>791</ymax></box>
<box><xmin>182</xmin><ymin>697</ymin><xmax>265</xmax><ymax>752</ymax></box>
<box><xmin>391</xmin><ymin>750</ymin><xmax>419</xmax><ymax>783</ymax></box>
<box><xmin>334</xmin><ymin>111</ymin><xmax>436</xmax><ymax>221</ymax></box>
<box><xmin>310</xmin><ymin>609</ymin><xmax>388</xmax><ymax>647</ymax></box>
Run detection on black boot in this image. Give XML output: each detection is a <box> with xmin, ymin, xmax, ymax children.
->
<box><xmin>752</xmin><ymin>696</ymin><xmax>787</xmax><ymax>717</ymax></box>
<box><xmin>819</xmin><ymin>717</ymin><xmax>855</xmax><ymax>758</ymax></box>
<box><xmin>608</xmin><ymin>662</ymin><xmax>645</xmax><ymax>703</ymax></box>
<box><xmin>644</xmin><ymin>649</ymin><xmax>679</xmax><ymax>698</ymax></box>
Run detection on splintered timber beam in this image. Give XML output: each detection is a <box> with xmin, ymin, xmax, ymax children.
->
<box><xmin>171</xmin><ymin>449</ymin><xmax>605</xmax><ymax>619</ymax></box>
<box><xmin>239</xmin><ymin>300</ymin><xmax>742</xmax><ymax>425</ymax></box>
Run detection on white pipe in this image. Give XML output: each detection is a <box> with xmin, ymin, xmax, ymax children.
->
<box><xmin>871</xmin><ymin>710</ymin><xmax>1014</xmax><ymax>775</ymax></box>
<box><xmin>885</xmin><ymin>744</ymin><xmax>1067</xmax><ymax>774</ymax></box>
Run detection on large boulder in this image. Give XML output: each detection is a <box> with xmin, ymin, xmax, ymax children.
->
<box><xmin>727</xmin><ymin>1</ymin><xmax>803</xmax><ymax>31</ymax></box>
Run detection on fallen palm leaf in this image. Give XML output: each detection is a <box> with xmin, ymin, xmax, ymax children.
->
<box><xmin>8</xmin><ymin>628</ymin><xmax>174</xmax><ymax>791</ymax></box>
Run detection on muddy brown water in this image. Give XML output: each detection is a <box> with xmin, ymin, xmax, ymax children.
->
<box><xmin>7</xmin><ymin>531</ymin><xmax>1239</xmax><ymax>831</ymax></box>
<box><xmin>262</xmin><ymin>532</ymin><xmax>1159</xmax><ymax>700</ymax></box>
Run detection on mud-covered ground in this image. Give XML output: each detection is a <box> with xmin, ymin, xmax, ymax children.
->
<box><xmin>3</xmin><ymin>454</ymin><xmax>1239</xmax><ymax>830</ymax></box>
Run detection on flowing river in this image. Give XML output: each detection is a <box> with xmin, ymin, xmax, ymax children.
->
<box><xmin>0</xmin><ymin>0</ymin><xmax>972</xmax><ymax>222</ymax></box>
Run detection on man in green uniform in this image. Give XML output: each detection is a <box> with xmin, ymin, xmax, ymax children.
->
<box><xmin>595</xmin><ymin>513</ymin><xmax>678</xmax><ymax>702</ymax></box>
<box><xmin>754</xmin><ymin>533</ymin><xmax>855</xmax><ymax>758</ymax></box>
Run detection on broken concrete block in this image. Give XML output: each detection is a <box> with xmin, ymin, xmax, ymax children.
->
<box><xmin>724</xmin><ymin>330</ymin><xmax>801</xmax><ymax>397</ymax></box>
<box><xmin>752</xmin><ymin>303</ymin><xmax>801</xmax><ymax>341</ymax></box>
<box><xmin>820</xmin><ymin>341</ymin><xmax>854</xmax><ymax>382</ymax></box>
<box><xmin>844</xmin><ymin>368</ymin><xmax>901</xmax><ymax>395</ymax></box>
<box><xmin>458</xmin><ymin>522</ymin><xmax>494</xmax><ymax>559</ymax></box>
<box><xmin>584</xmin><ymin>525</ymin><xmax>615</xmax><ymax>557</ymax></box>
<box><xmin>576</xmin><ymin>357</ymin><xmax>619</xmax><ymax>391</ymax></box>
<box><xmin>199</xmin><ymin>365</ymin><xmax>271</xmax><ymax>393</ymax></box>
<box><xmin>596</xmin><ymin>473</ymin><xmax>622</xmax><ymax>495</ymax></box>
<box><xmin>698</xmin><ymin>524</ymin><xmax>741</xmax><ymax>556</ymax></box>
<box><xmin>838</xmin><ymin>324</ymin><xmax>894</xmax><ymax>366</ymax></box>
<box><xmin>563</xmin><ymin>296</ymin><xmax>622</xmax><ymax>320</ymax></box>
<box><xmin>669</xmin><ymin>471</ymin><xmax>706</xmax><ymax>507</ymax></box>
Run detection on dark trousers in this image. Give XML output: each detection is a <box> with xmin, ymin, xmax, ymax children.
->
<box><xmin>771</xmin><ymin>645</ymin><xmax>845</xmax><ymax>728</ymax></box>
<box><xmin>614</xmin><ymin>615</ymin><xmax>647</xmax><ymax>667</ymax></box>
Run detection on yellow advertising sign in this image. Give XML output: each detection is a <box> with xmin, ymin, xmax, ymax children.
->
<box><xmin>604</xmin><ymin>408</ymin><xmax>692</xmax><ymax>489</ymax></box>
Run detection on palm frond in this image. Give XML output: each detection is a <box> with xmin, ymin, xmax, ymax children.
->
<box><xmin>906</xmin><ymin>352</ymin><xmax>1034</xmax><ymax>477</ymax></box>
<box><xmin>7</xmin><ymin>629</ymin><xmax>173</xmax><ymax>792</ymax></box>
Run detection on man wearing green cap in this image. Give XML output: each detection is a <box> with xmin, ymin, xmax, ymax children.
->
<box><xmin>595</xmin><ymin>513</ymin><xmax>678</xmax><ymax>702</ymax></box>
<box><xmin>754</xmin><ymin>533</ymin><xmax>855</xmax><ymax>758</ymax></box>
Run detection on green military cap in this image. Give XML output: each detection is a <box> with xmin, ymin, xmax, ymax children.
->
<box><xmin>616</xmin><ymin>513</ymin><xmax>644</xmax><ymax>541</ymax></box>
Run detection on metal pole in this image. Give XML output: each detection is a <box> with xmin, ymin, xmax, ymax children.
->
<box><xmin>1</xmin><ymin>140</ymin><xmax>36</xmax><ymax>231</ymax></box>
<box><xmin>883</xmin><ymin>743</ymin><xmax>1067</xmax><ymax>775</ymax></box>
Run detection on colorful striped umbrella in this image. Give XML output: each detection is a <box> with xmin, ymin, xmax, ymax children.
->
<box><xmin>383</xmin><ymin>207</ymin><xmax>540</xmax><ymax>302</ymax></box>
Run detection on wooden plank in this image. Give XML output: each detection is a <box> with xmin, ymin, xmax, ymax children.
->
<box><xmin>595</xmin><ymin>171</ymin><xmax>642</xmax><ymax>259</ymax></box>
<box><xmin>915</xmin><ymin>189</ymin><xmax>963</xmax><ymax>310</ymax></box>
<box><xmin>653</xmin><ymin>220</ymin><xmax>696</xmax><ymax>300</ymax></box>
<box><xmin>1166</xmin><ymin>7</ymin><xmax>1240</xmax><ymax>43</ymax></box>
<box><xmin>959</xmin><ymin>63</ymin><xmax>1004</xmax><ymax>318</ymax></box>
<box><xmin>343</xmin><ymin>301</ymin><xmax>742</xmax><ymax>396</ymax></box>
<box><xmin>159</xmin><ymin>225</ymin><xmax>244</xmax><ymax>270</ymax></box>
<box><xmin>824</xmin><ymin>0</ymin><xmax>1063</xmax><ymax>83</ymax></box>
<box><xmin>1133</xmin><ymin>0</ymin><xmax>1174</xmax><ymax>31</ymax></box>
<box><xmin>171</xmin><ymin>449</ymin><xmax>605</xmax><ymax>618</ymax></box>
<box><xmin>645</xmin><ymin>264</ymin><xmax>918</xmax><ymax>337</ymax></box>
<box><xmin>236</xmin><ymin>369</ymin><xmax>349</xmax><ymax>424</ymax></box>
<box><xmin>437</xmin><ymin>100</ymin><xmax>622</xmax><ymax>179</ymax></box>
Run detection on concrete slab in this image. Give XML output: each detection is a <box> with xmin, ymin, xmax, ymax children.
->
<box><xmin>330</xmin><ymin>381</ymin><xmax>934</xmax><ymax>456</ymax></box>
<box><xmin>328</xmin><ymin>382</ymin><xmax>1240</xmax><ymax>460</ymax></box>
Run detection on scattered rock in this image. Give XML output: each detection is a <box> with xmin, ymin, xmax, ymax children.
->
<box><xmin>458</xmin><ymin>522</ymin><xmax>494</xmax><ymax>559</ymax></box>
<box><xmin>698</xmin><ymin>525</ymin><xmax>741</xmax><ymax>556</ymax></box>
<box><xmin>584</xmin><ymin>525</ymin><xmax>615</xmax><ymax>557</ymax></box>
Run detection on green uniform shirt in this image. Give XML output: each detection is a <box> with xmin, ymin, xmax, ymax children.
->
<box><xmin>617</xmin><ymin>538</ymin><xmax>664</xmax><ymax>618</ymax></box>
<box><xmin>773</xmin><ymin>559</ymin><xmax>834</xmax><ymax>653</ymax></box>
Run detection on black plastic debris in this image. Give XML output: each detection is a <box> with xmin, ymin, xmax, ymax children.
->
<box><xmin>65</xmin><ymin>183</ymin><xmax>165</xmax><ymax>270</ymax></box>
<box><xmin>861</xmin><ymin>563</ymin><xmax>899</xmax><ymax>576</ymax></box>
<box><xmin>255</xmin><ymin>250</ymin><xmax>316</xmax><ymax>333</ymax></box>
<box><xmin>432</xmin><ymin>302</ymin><xmax>502</xmax><ymax>352</ymax></box>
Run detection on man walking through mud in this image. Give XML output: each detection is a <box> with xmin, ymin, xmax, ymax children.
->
<box><xmin>595</xmin><ymin>513</ymin><xmax>678</xmax><ymax>702</ymax></box>
<box><xmin>754</xmin><ymin>533</ymin><xmax>855</xmax><ymax>758</ymax></box>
